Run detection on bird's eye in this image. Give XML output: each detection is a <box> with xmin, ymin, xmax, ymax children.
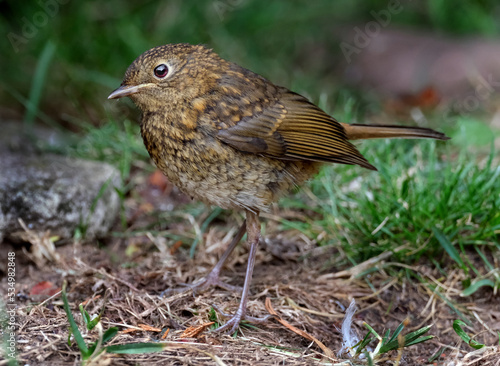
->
<box><xmin>154</xmin><ymin>64</ymin><xmax>169</xmax><ymax>78</ymax></box>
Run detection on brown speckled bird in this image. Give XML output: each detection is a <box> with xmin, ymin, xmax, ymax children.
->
<box><xmin>108</xmin><ymin>43</ymin><xmax>449</xmax><ymax>333</ymax></box>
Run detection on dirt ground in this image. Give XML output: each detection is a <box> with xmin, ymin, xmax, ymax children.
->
<box><xmin>1</xmin><ymin>178</ymin><xmax>499</xmax><ymax>366</ymax></box>
<box><xmin>1</xmin><ymin>227</ymin><xmax>499</xmax><ymax>366</ymax></box>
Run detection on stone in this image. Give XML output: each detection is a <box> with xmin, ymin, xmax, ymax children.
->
<box><xmin>0</xmin><ymin>152</ymin><xmax>121</xmax><ymax>242</ymax></box>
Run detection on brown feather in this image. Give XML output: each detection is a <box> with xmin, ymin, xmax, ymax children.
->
<box><xmin>342</xmin><ymin>123</ymin><xmax>450</xmax><ymax>141</ymax></box>
<box><xmin>211</xmin><ymin>62</ymin><xmax>447</xmax><ymax>172</ymax></box>
<box><xmin>216</xmin><ymin>90</ymin><xmax>376</xmax><ymax>170</ymax></box>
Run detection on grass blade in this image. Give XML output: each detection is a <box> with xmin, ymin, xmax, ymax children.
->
<box><xmin>79</xmin><ymin>305</ymin><xmax>92</xmax><ymax>328</ymax></box>
<box><xmin>432</xmin><ymin>227</ymin><xmax>464</xmax><ymax>268</ymax></box>
<box><xmin>380</xmin><ymin>325</ymin><xmax>432</xmax><ymax>353</ymax></box>
<box><xmin>102</xmin><ymin>327</ymin><xmax>119</xmax><ymax>344</ymax></box>
<box><xmin>24</xmin><ymin>41</ymin><xmax>56</xmax><ymax>128</ymax></box>
<box><xmin>461</xmin><ymin>279</ymin><xmax>496</xmax><ymax>296</ymax></box>
<box><xmin>105</xmin><ymin>342</ymin><xmax>169</xmax><ymax>354</ymax></box>
<box><xmin>382</xmin><ymin>329</ymin><xmax>391</xmax><ymax>344</ymax></box>
<box><xmin>363</xmin><ymin>323</ymin><xmax>381</xmax><ymax>339</ymax></box>
<box><xmin>428</xmin><ymin>346</ymin><xmax>447</xmax><ymax>363</ymax></box>
<box><xmin>405</xmin><ymin>335</ymin><xmax>434</xmax><ymax>347</ymax></box>
<box><xmin>354</xmin><ymin>332</ymin><xmax>374</xmax><ymax>357</ymax></box>
<box><xmin>61</xmin><ymin>281</ymin><xmax>90</xmax><ymax>358</ymax></box>
<box><xmin>387</xmin><ymin>322</ymin><xmax>405</xmax><ymax>344</ymax></box>
<box><xmin>452</xmin><ymin>320</ymin><xmax>485</xmax><ymax>349</ymax></box>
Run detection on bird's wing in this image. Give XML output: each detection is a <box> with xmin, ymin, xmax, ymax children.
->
<box><xmin>216</xmin><ymin>89</ymin><xmax>376</xmax><ymax>170</ymax></box>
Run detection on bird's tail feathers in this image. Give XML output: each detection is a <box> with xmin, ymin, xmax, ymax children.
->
<box><xmin>341</xmin><ymin>123</ymin><xmax>449</xmax><ymax>141</ymax></box>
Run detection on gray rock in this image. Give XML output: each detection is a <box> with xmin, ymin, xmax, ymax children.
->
<box><xmin>0</xmin><ymin>152</ymin><xmax>121</xmax><ymax>242</ymax></box>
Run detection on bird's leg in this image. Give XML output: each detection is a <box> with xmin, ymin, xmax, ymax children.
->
<box><xmin>213</xmin><ymin>211</ymin><xmax>272</xmax><ymax>334</ymax></box>
<box><xmin>160</xmin><ymin>220</ymin><xmax>246</xmax><ymax>297</ymax></box>
<box><xmin>188</xmin><ymin>220</ymin><xmax>246</xmax><ymax>294</ymax></box>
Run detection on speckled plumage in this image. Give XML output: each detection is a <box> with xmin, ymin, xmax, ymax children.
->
<box><xmin>108</xmin><ymin>43</ymin><xmax>449</xmax><ymax>333</ymax></box>
<box><xmin>113</xmin><ymin>44</ymin><xmax>371</xmax><ymax>212</ymax></box>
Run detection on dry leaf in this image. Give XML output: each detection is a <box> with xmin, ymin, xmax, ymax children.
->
<box><xmin>170</xmin><ymin>240</ymin><xmax>183</xmax><ymax>255</ymax></box>
<box><xmin>161</xmin><ymin>328</ymin><xmax>170</xmax><ymax>339</ymax></box>
<box><xmin>122</xmin><ymin>323</ymin><xmax>162</xmax><ymax>334</ymax></box>
<box><xmin>138</xmin><ymin>323</ymin><xmax>162</xmax><ymax>332</ymax></box>
<box><xmin>29</xmin><ymin>281</ymin><xmax>61</xmax><ymax>298</ymax></box>
<box><xmin>180</xmin><ymin>322</ymin><xmax>215</xmax><ymax>338</ymax></box>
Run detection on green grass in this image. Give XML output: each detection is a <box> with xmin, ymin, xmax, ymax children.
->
<box><xmin>278</xmin><ymin>121</ymin><xmax>499</xmax><ymax>297</ymax></box>
<box><xmin>307</xmin><ymin>140</ymin><xmax>498</xmax><ymax>257</ymax></box>
<box><xmin>61</xmin><ymin>119</ymin><xmax>148</xmax><ymax>180</ymax></box>
<box><xmin>60</xmin><ymin>281</ymin><xmax>169</xmax><ymax>363</ymax></box>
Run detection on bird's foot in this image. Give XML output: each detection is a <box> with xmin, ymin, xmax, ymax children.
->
<box><xmin>211</xmin><ymin>303</ymin><xmax>274</xmax><ymax>334</ymax></box>
<box><xmin>159</xmin><ymin>270</ymin><xmax>242</xmax><ymax>298</ymax></box>
<box><xmin>188</xmin><ymin>271</ymin><xmax>242</xmax><ymax>295</ymax></box>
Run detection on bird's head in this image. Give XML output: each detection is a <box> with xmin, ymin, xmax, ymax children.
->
<box><xmin>108</xmin><ymin>43</ymin><xmax>223</xmax><ymax>111</ymax></box>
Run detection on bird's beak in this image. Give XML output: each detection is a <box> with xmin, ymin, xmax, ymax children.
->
<box><xmin>107</xmin><ymin>83</ymin><xmax>155</xmax><ymax>99</ymax></box>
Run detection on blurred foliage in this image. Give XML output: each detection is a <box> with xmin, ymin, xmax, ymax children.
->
<box><xmin>1</xmin><ymin>0</ymin><xmax>499</xmax><ymax>126</ymax></box>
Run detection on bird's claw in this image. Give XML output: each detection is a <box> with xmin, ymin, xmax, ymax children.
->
<box><xmin>190</xmin><ymin>272</ymin><xmax>242</xmax><ymax>295</ymax></box>
<box><xmin>210</xmin><ymin>303</ymin><xmax>274</xmax><ymax>334</ymax></box>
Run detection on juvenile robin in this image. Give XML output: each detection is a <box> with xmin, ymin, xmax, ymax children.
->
<box><xmin>108</xmin><ymin>43</ymin><xmax>449</xmax><ymax>333</ymax></box>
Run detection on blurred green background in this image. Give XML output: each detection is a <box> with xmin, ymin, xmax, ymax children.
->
<box><xmin>1</xmin><ymin>0</ymin><xmax>500</xmax><ymax>127</ymax></box>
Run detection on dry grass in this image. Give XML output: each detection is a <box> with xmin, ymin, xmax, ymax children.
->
<box><xmin>1</xmin><ymin>219</ymin><xmax>499</xmax><ymax>365</ymax></box>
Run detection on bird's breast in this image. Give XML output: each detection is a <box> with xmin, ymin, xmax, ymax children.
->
<box><xmin>140</xmin><ymin>113</ymin><xmax>320</xmax><ymax>212</ymax></box>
